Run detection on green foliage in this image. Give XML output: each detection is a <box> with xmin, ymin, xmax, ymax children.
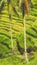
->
<box><xmin>0</xmin><ymin>0</ymin><xmax>37</xmax><ymax>65</ymax></box>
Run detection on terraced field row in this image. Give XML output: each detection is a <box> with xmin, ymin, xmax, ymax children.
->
<box><xmin>0</xmin><ymin>2</ymin><xmax>37</xmax><ymax>54</ymax></box>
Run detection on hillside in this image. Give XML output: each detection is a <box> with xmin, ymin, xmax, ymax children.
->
<box><xmin>0</xmin><ymin>0</ymin><xmax>37</xmax><ymax>65</ymax></box>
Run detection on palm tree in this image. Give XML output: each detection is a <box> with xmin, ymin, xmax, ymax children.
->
<box><xmin>19</xmin><ymin>0</ymin><xmax>30</xmax><ymax>63</ymax></box>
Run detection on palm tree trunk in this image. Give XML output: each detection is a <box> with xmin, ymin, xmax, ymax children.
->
<box><xmin>9</xmin><ymin>10</ymin><xmax>14</xmax><ymax>54</ymax></box>
<box><xmin>23</xmin><ymin>16</ymin><xmax>29</xmax><ymax>63</ymax></box>
<box><xmin>10</xmin><ymin>18</ymin><xmax>14</xmax><ymax>54</ymax></box>
<box><xmin>7</xmin><ymin>1</ymin><xmax>14</xmax><ymax>54</ymax></box>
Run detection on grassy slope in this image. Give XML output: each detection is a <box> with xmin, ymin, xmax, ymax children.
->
<box><xmin>0</xmin><ymin>53</ymin><xmax>37</xmax><ymax>65</ymax></box>
<box><xmin>0</xmin><ymin>0</ymin><xmax>37</xmax><ymax>65</ymax></box>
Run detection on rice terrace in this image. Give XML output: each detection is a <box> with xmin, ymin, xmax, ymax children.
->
<box><xmin>0</xmin><ymin>0</ymin><xmax>37</xmax><ymax>65</ymax></box>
